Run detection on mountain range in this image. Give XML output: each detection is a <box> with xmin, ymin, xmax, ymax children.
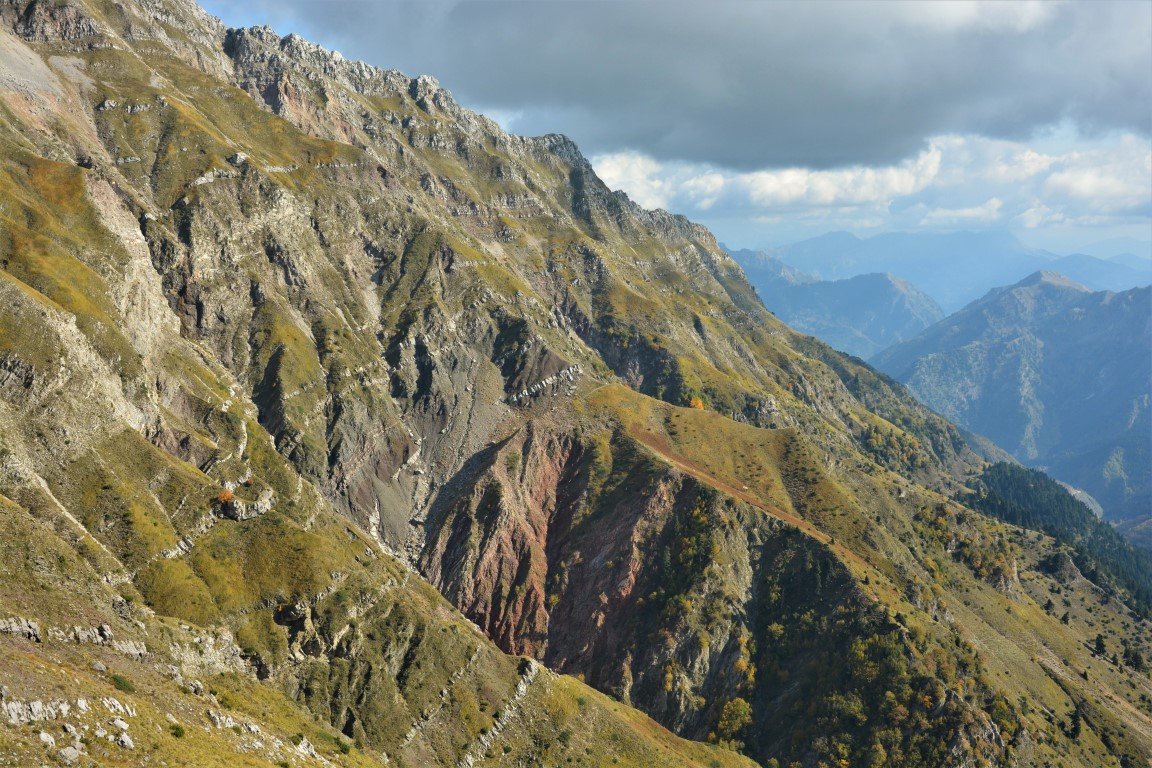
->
<box><xmin>728</xmin><ymin>248</ymin><xmax>945</xmax><ymax>358</ymax></box>
<box><xmin>0</xmin><ymin>1</ymin><xmax>1150</xmax><ymax>767</ymax></box>
<box><xmin>762</xmin><ymin>230</ymin><xmax>1152</xmax><ymax>312</ymax></box>
<box><xmin>873</xmin><ymin>272</ymin><xmax>1151</xmax><ymax>543</ymax></box>
<box><xmin>730</xmin><ymin>246</ymin><xmax>1150</xmax><ymax>547</ymax></box>
<box><xmin>1073</xmin><ymin>236</ymin><xmax>1152</xmax><ymax>263</ymax></box>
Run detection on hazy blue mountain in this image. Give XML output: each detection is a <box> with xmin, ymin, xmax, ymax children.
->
<box><xmin>1109</xmin><ymin>252</ymin><xmax>1152</xmax><ymax>271</ymax></box>
<box><xmin>1075</xmin><ymin>236</ymin><xmax>1152</xmax><ymax>261</ymax></box>
<box><xmin>730</xmin><ymin>248</ymin><xmax>944</xmax><ymax>357</ymax></box>
<box><xmin>765</xmin><ymin>231</ymin><xmax>1151</xmax><ymax>311</ymax></box>
<box><xmin>873</xmin><ymin>272</ymin><xmax>1151</xmax><ymax>534</ymax></box>
<box><xmin>1050</xmin><ymin>253</ymin><xmax>1152</xmax><ymax>293</ymax></box>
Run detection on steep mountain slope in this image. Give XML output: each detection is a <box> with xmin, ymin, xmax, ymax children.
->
<box><xmin>766</xmin><ymin>231</ymin><xmax>1152</xmax><ymax>311</ymax></box>
<box><xmin>0</xmin><ymin>3</ymin><xmax>749</xmax><ymax>766</ymax></box>
<box><xmin>0</xmin><ymin>1</ymin><xmax>1149</xmax><ymax>767</ymax></box>
<box><xmin>873</xmin><ymin>272</ymin><xmax>1151</xmax><ymax>535</ymax></box>
<box><xmin>729</xmin><ymin>248</ymin><xmax>944</xmax><ymax>357</ymax></box>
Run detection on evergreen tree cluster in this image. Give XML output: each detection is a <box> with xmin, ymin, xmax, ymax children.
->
<box><xmin>961</xmin><ymin>463</ymin><xmax>1152</xmax><ymax>616</ymax></box>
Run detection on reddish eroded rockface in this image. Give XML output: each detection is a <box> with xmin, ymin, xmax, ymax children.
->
<box><xmin>418</xmin><ymin>424</ymin><xmax>1013</xmax><ymax>766</ymax></box>
<box><xmin>419</xmin><ymin>421</ymin><xmax>771</xmax><ymax>735</ymax></box>
<box><xmin>419</xmin><ymin>424</ymin><xmax>589</xmax><ymax>655</ymax></box>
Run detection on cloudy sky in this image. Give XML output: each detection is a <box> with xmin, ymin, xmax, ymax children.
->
<box><xmin>202</xmin><ymin>0</ymin><xmax>1151</xmax><ymax>252</ymax></box>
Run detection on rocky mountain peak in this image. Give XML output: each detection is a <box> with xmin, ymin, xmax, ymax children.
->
<box><xmin>1014</xmin><ymin>269</ymin><xmax>1092</xmax><ymax>291</ymax></box>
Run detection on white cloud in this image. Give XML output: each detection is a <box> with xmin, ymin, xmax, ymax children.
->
<box><xmin>987</xmin><ymin>149</ymin><xmax>1057</xmax><ymax>182</ymax></box>
<box><xmin>1042</xmin><ymin>135</ymin><xmax>1152</xmax><ymax>212</ymax></box>
<box><xmin>680</xmin><ymin>172</ymin><xmax>726</xmax><ymax>210</ymax></box>
<box><xmin>920</xmin><ymin>197</ymin><xmax>1004</xmax><ymax>226</ymax></box>
<box><xmin>742</xmin><ymin>145</ymin><xmax>942</xmax><ymax>207</ymax></box>
<box><xmin>595</xmin><ymin>144</ymin><xmax>945</xmax><ymax>213</ymax></box>
<box><xmin>1013</xmin><ymin>203</ymin><xmax>1066</xmax><ymax>229</ymax></box>
<box><xmin>594</xmin><ymin>152</ymin><xmax>673</xmax><ymax>209</ymax></box>
<box><xmin>1044</xmin><ymin>167</ymin><xmax>1149</xmax><ymax>211</ymax></box>
<box><xmin>1046</xmin><ymin>168</ymin><xmax>1140</xmax><ymax>202</ymax></box>
<box><xmin>591</xmin><ymin>131</ymin><xmax>1151</xmax><ymax>243</ymax></box>
<box><xmin>889</xmin><ymin>0</ymin><xmax>1060</xmax><ymax>33</ymax></box>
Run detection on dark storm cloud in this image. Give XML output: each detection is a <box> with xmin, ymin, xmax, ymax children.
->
<box><xmin>209</xmin><ymin>0</ymin><xmax>1151</xmax><ymax>170</ymax></box>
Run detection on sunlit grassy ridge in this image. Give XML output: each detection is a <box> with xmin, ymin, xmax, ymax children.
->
<box><xmin>575</xmin><ymin>385</ymin><xmax>1152</xmax><ymax>764</ymax></box>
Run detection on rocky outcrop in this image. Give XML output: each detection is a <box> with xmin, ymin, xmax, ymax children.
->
<box><xmin>455</xmin><ymin>659</ymin><xmax>539</xmax><ymax>768</ymax></box>
<box><xmin>0</xmin><ymin>616</ymin><xmax>41</xmax><ymax>641</ymax></box>
<box><xmin>8</xmin><ymin>0</ymin><xmax>105</xmax><ymax>42</ymax></box>
<box><xmin>420</xmin><ymin>420</ymin><xmax>1011</xmax><ymax>763</ymax></box>
<box><xmin>2</xmin><ymin>695</ymin><xmax>79</xmax><ymax>725</ymax></box>
<box><xmin>421</xmin><ymin>425</ymin><xmax>588</xmax><ymax>655</ymax></box>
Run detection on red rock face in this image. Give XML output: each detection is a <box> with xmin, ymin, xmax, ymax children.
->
<box><xmin>417</xmin><ymin>427</ymin><xmax>1016</xmax><ymax>765</ymax></box>
<box><xmin>420</xmin><ymin>424</ymin><xmax>587</xmax><ymax>656</ymax></box>
<box><xmin>419</xmin><ymin>420</ymin><xmax>760</xmax><ymax>735</ymax></box>
<box><xmin>540</xmin><ymin>468</ymin><xmax>690</xmax><ymax>697</ymax></box>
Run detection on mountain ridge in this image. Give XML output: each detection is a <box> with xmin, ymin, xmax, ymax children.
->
<box><xmin>760</xmin><ymin>230</ymin><xmax>1152</xmax><ymax>311</ymax></box>
<box><xmin>873</xmin><ymin>272</ymin><xmax>1151</xmax><ymax>536</ymax></box>
<box><xmin>0</xmin><ymin>1</ymin><xmax>1150</xmax><ymax>766</ymax></box>
<box><xmin>729</xmin><ymin>246</ymin><xmax>945</xmax><ymax>357</ymax></box>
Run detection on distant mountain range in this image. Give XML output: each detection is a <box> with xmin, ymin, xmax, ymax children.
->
<box><xmin>1111</xmin><ymin>252</ymin><xmax>1152</xmax><ymax>271</ymax></box>
<box><xmin>873</xmin><ymin>272</ymin><xmax>1151</xmax><ymax>533</ymax></box>
<box><xmin>1072</xmin><ymin>236</ymin><xmax>1152</xmax><ymax>262</ymax></box>
<box><xmin>758</xmin><ymin>231</ymin><xmax>1152</xmax><ymax>312</ymax></box>
<box><xmin>732</xmin><ymin>233</ymin><xmax>1151</xmax><ymax>546</ymax></box>
<box><xmin>729</xmin><ymin>248</ymin><xmax>944</xmax><ymax>358</ymax></box>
